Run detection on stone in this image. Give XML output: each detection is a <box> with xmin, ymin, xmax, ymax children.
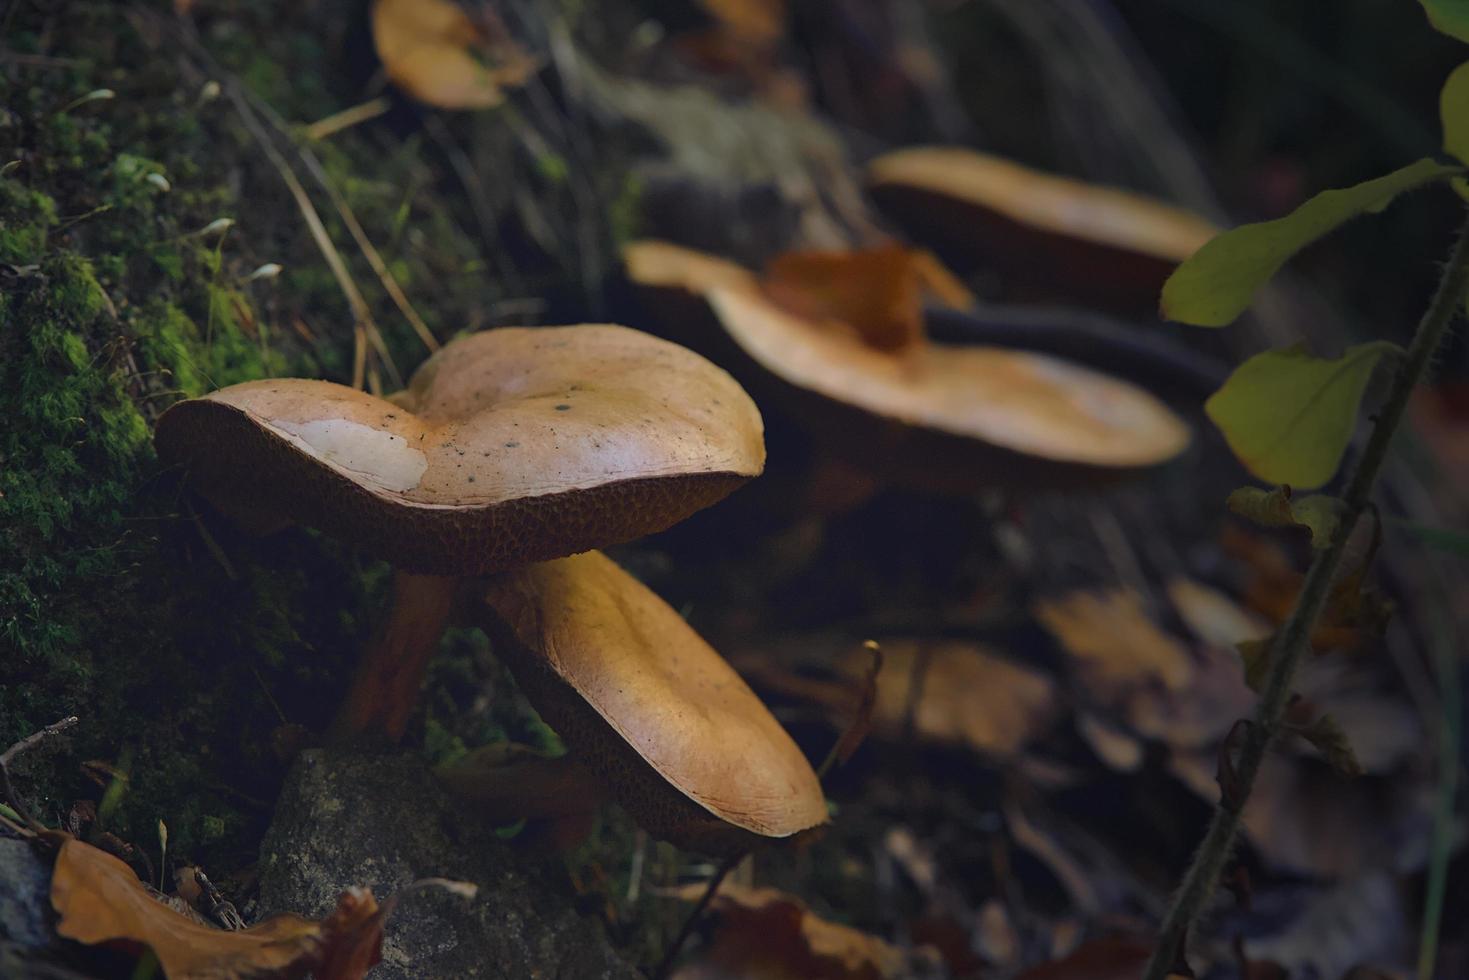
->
<box><xmin>0</xmin><ymin>837</ymin><xmax>53</xmax><ymax>949</ymax></box>
<box><xmin>257</xmin><ymin>748</ymin><xmax>637</xmax><ymax>979</ymax></box>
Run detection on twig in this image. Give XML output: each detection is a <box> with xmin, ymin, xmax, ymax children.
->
<box><xmin>816</xmin><ymin>640</ymin><xmax>882</xmax><ymax>781</ymax></box>
<box><xmin>1144</xmin><ymin>208</ymin><xmax>1469</xmax><ymax>979</ymax></box>
<box><xmin>1</xmin><ymin>716</ymin><xmax>79</xmax><ymax>834</ymax></box>
<box><xmin>304</xmin><ymin>96</ymin><xmax>393</xmax><ymax>141</ymax></box>
<box><xmin>158</xmin><ymin>12</ymin><xmax>403</xmax><ymax>390</ymax></box>
<box><xmin>653</xmin><ymin>851</ymin><xmax>742</xmax><ymax>980</ymax></box>
<box><xmin>1</xmin><ymin>716</ymin><xmax>79</xmax><ymax>768</ymax></box>
<box><xmin>245</xmin><ymin>91</ymin><xmax>441</xmax><ymax>355</ymax></box>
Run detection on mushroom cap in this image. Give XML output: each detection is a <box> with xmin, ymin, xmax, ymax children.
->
<box><xmin>477</xmin><ymin>550</ymin><xmax>828</xmax><ymax>855</ymax></box>
<box><xmin>622</xmin><ymin>240</ymin><xmax>1190</xmax><ymax>486</ymax></box>
<box><xmin>709</xmin><ymin>286</ymin><xmax>1189</xmax><ymax>470</ymax></box>
<box><xmin>865</xmin><ymin>147</ymin><xmax>1218</xmax><ymax>311</ymax></box>
<box><xmin>155</xmin><ymin>324</ymin><xmax>764</xmax><ymax>575</ymax></box>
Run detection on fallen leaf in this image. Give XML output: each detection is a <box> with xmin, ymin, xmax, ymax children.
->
<box><xmin>736</xmin><ymin>636</ymin><xmax>1057</xmax><ymax>761</ymax></box>
<box><xmin>1167</xmin><ymin>576</ymin><xmax>1271</xmax><ymax>649</ymax></box>
<box><xmin>1222</xmin><ymin>526</ymin><xmax>1373</xmax><ymax>651</ymax></box>
<box><xmin>1169</xmin><ymin>748</ymin><xmax>1399</xmax><ymax>877</ymax></box>
<box><xmin>670</xmin><ymin>882</ymin><xmax>942</xmax><ymax>979</ymax></box>
<box><xmin>1285</xmin><ymin>711</ymin><xmax>1364</xmax><ymax>778</ymax></box>
<box><xmin>698</xmin><ymin>0</ymin><xmax>786</xmax><ymax>46</ymax></box>
<box><xmin>762</xmin><ymin>243</ymin><xmax>928</xmax><ymax>353</ymax></box>
<box><xmin>371</xmin><ymin>0</ymin><xmax>535</xmax><ymax>109</ymax></box>
<box><xmin>862</xmin><ymin>639</ymin><xmax>1057</xmax><ymax>760</ymax></box>
<box><xmin>50</xmin><ymin>835</ymin><xmax>385</xmax><ymax>979</ymax></box>
<box><xmin>1034</xmin><ymin>588</ymin><xmax>1193</xmax><ymax>701</ymax></box>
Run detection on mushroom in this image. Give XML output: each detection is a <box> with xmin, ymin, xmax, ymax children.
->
<box><xmin>155</xmin><ymin>323</ymin><xmax>764</xmax><ymax>740</ymax></box>
<box><xmin>474</xmin><ymin>549</ymin><xmax>829</xmax><ymax>855</ymax></box>
<box><xmin>622</xmin><ymin>240</ymin><xmax>1191</xmax><ymax>491</ymax></box>
<box><xmin>864</xmin><ymin>146</ymin><xmax>1218</xmax><ymax>313</ymax></box>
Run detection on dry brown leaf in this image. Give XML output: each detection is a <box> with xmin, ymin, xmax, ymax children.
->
<box><xmin>734</xmin><ymin>636</ymin><xmax>1056</xmax><ymax>761</ymax></box>
<box><xmin>1034</xmin><ymin>588</ymin><xmax>1193</xmax><ymax>700</ymax></box>
<box><xmin>1169</xmin><ymin>749</ymin><xmax>1392</xmax><ymax>877</ymax></box>
<box><xmin>50</xmin><ymin>835</ymin><xmax>385</xmax><ymax>979</ymax></box>
<box><xmin>371</xmin><ymin>0</ymin><xmax>535</xmax><ymax>109</ymax></box>
<box><xmin>762</xmin><ymin>243</ymin><xmax>929</xmax><ymax>353</ymax></box>
<box><xmin>670</xmin><ymin>882</ymin><xmax>941</xmax><ymax>979</ymax></box>
<box><xmin>859</xmin><ymin>639</ymin><xmax>1058</xmax><ymax>760</ymax></box>
<box><xmin>698</xmin><ymin>0</ymin><xmax>786</xmax><ymax>45</ymax></box>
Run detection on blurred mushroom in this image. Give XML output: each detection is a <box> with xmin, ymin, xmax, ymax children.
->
<box><xmin>623</xmin><ymin>240</ymin><xmax>1190</xmax><ymax>491</ymax></box>
<box><xmin>155</xmin><ymin>324</ymin><xmax>764</xmax><ymax>740</ymax></box>
<box><xmin>476</xmin><ymin>550</ymin><xmax>828</xmax><ymax>855</ymax></box>
<box><xmin>865</xmin><ymin>146</ymin><xmax>1218</xmax><ymax>313</ymax></box>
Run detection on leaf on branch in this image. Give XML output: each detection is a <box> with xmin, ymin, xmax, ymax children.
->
<box><xmin>1205</xmin><ymin>341</ymin><xmax>1401</xmax><ymax>488</ymax></box>
<box><xmin>1160</xmin><ymin>158</ymin><xmax>1462</xmax><ymax>326</ymax></box>
<box><xmin>1442</xmin><ymin>62</ymin><xmax>1469</xmax><ymax>201</ymax></box>
<box><xmin>1286</xmin><ymin>712</ymin><xmax>1365</xmax><ymax>778</ymax></box>
<box><xmin>1421</xmin><ymin>0</ymin><xmax>1469</xmax><ymax>44</ymax></box>
<box><xmin>50</xmin><ymin>834</ymin><xmax>388</xmax><ymax>979</ymax></box>
<box><xmin>1225</xmin><ymin>485</ymin><xmax>1345</xmax><ymax>548</ymax></box>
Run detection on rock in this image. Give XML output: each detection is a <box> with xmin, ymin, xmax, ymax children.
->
<box><xmin>257</xmin><ymin>748</ymin><xmax>637</xmax><ymax>979</ymax></box>
<box><xmin>0</xmin><ymin>837</ymin><xmax>53</xmax><ymax>949</ymax></box>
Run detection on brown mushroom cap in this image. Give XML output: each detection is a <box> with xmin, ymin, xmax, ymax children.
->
<box><xmin>476</xmin><ymin>550</ymin><xmax>828</xmax><ymax>855</ymax></box>
<box><xmin>155</xmin><ymin>324</ymin><xmax>764</xmax><ymax>575</ymax></box>
<box><xmin>622</xmin><ymin>241</ymin><xmax>1190</xmax><ymax>486</ymax></box>
<box><xmin>709</xmin><ymin>286</ymin><xmax>1188</xmax><ymax>470</ymax></box>
<box><xmin>865</xmin><ymin>147</ymin><xmax>1218</xmax><ymax>311</ymax></box>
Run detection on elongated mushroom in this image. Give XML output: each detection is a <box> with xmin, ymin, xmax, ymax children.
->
<box><xmin>475</xmin><ymin>550</ymin><xmax>829</xmax><ymax>855</ymax></box>
<box><xmin>865</xmin><ymin>146</ymin><xmax>1218</xmax><ymax>313</ymax></box>
<box><xmin>155</xmin><ymin>324</ymin><xmax>764</xmax><ymax>740</ymax></box>
<box><xmin>623</xmin><ymin>240</ymin><xmax>1190</xmax><ymax>490</ymax></box>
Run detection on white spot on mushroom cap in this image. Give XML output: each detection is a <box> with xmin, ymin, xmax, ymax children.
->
<box><xmin>270</xmin><ymin>418</ymin><xmax>428</xmax><ymax>493</ymax></box>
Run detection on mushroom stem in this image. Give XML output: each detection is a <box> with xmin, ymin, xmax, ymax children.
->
<box><xmin>330</xmin><ymin>570</ymin><xmax>460</xmax><ymax>742</ymax></box>
<box><xmin>436</xmin><ymin>748</ymin><xmax>609</xmax><ymax>824</ymax></box>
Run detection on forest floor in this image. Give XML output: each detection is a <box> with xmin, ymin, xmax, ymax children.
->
<box><xmin>2</xmin><ymin>1</ymin><xmax>1467</xmax><ymax>978</ymax></box>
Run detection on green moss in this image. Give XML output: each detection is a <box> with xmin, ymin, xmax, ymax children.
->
<box><xmin>0</xmin><ymin>183</ymin><xmax>59</xmax><ymax>262</ymax></box>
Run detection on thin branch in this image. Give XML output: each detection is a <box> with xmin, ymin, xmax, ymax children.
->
<box><xmin>245</xmin><ymin>92</ymin><xmax>441</xmax><ymax>355</ymax></box>
<box><xmin>2</xmin><ymin>716</ymin><xmax>80</xmax><ymax>768</ymax></box>
<box><xmin>158</xmin><ymin>11</ymin><xmax>403</xmax><ymax>390</ymax></box>
<box><xmin>1144</xmin><ymin>207</ymin><xmax>1469</xmax><ymax>979</ymax></box>
<box><xmin>1</xmin><ymin>716</ymin><xmax>79</xmax><ymax>834</ymax></box>
<box><xmin>653</xmin><ymin>851</ymin><xmax>743</xmax><ymax>980</ymax></box>
<box><xmin>304</xmin><ymin>96</ymin><xmax>392</xmax><ymax>141</ymax></box>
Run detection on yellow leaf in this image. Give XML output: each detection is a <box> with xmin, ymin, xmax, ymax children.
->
<box><xmin>1205</xmin><ymin>342</ymin><xmax>1400</xmax><ymax>488</ymax></box>
<box><xmin>1225</xmin><ymin>485</ymin><xmax>1344</xmax><ymax>548</ymax></box>
<box><xmin>1161</xmin><ymin>159</ymin><xmax>1462</xmax><ymax>326</ymax></box>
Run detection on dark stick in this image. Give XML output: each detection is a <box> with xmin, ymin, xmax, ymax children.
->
<box><xmin>652</xmin><ymin>851</ymin><xmax>743</xmax><ymax>980</ymax></box>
